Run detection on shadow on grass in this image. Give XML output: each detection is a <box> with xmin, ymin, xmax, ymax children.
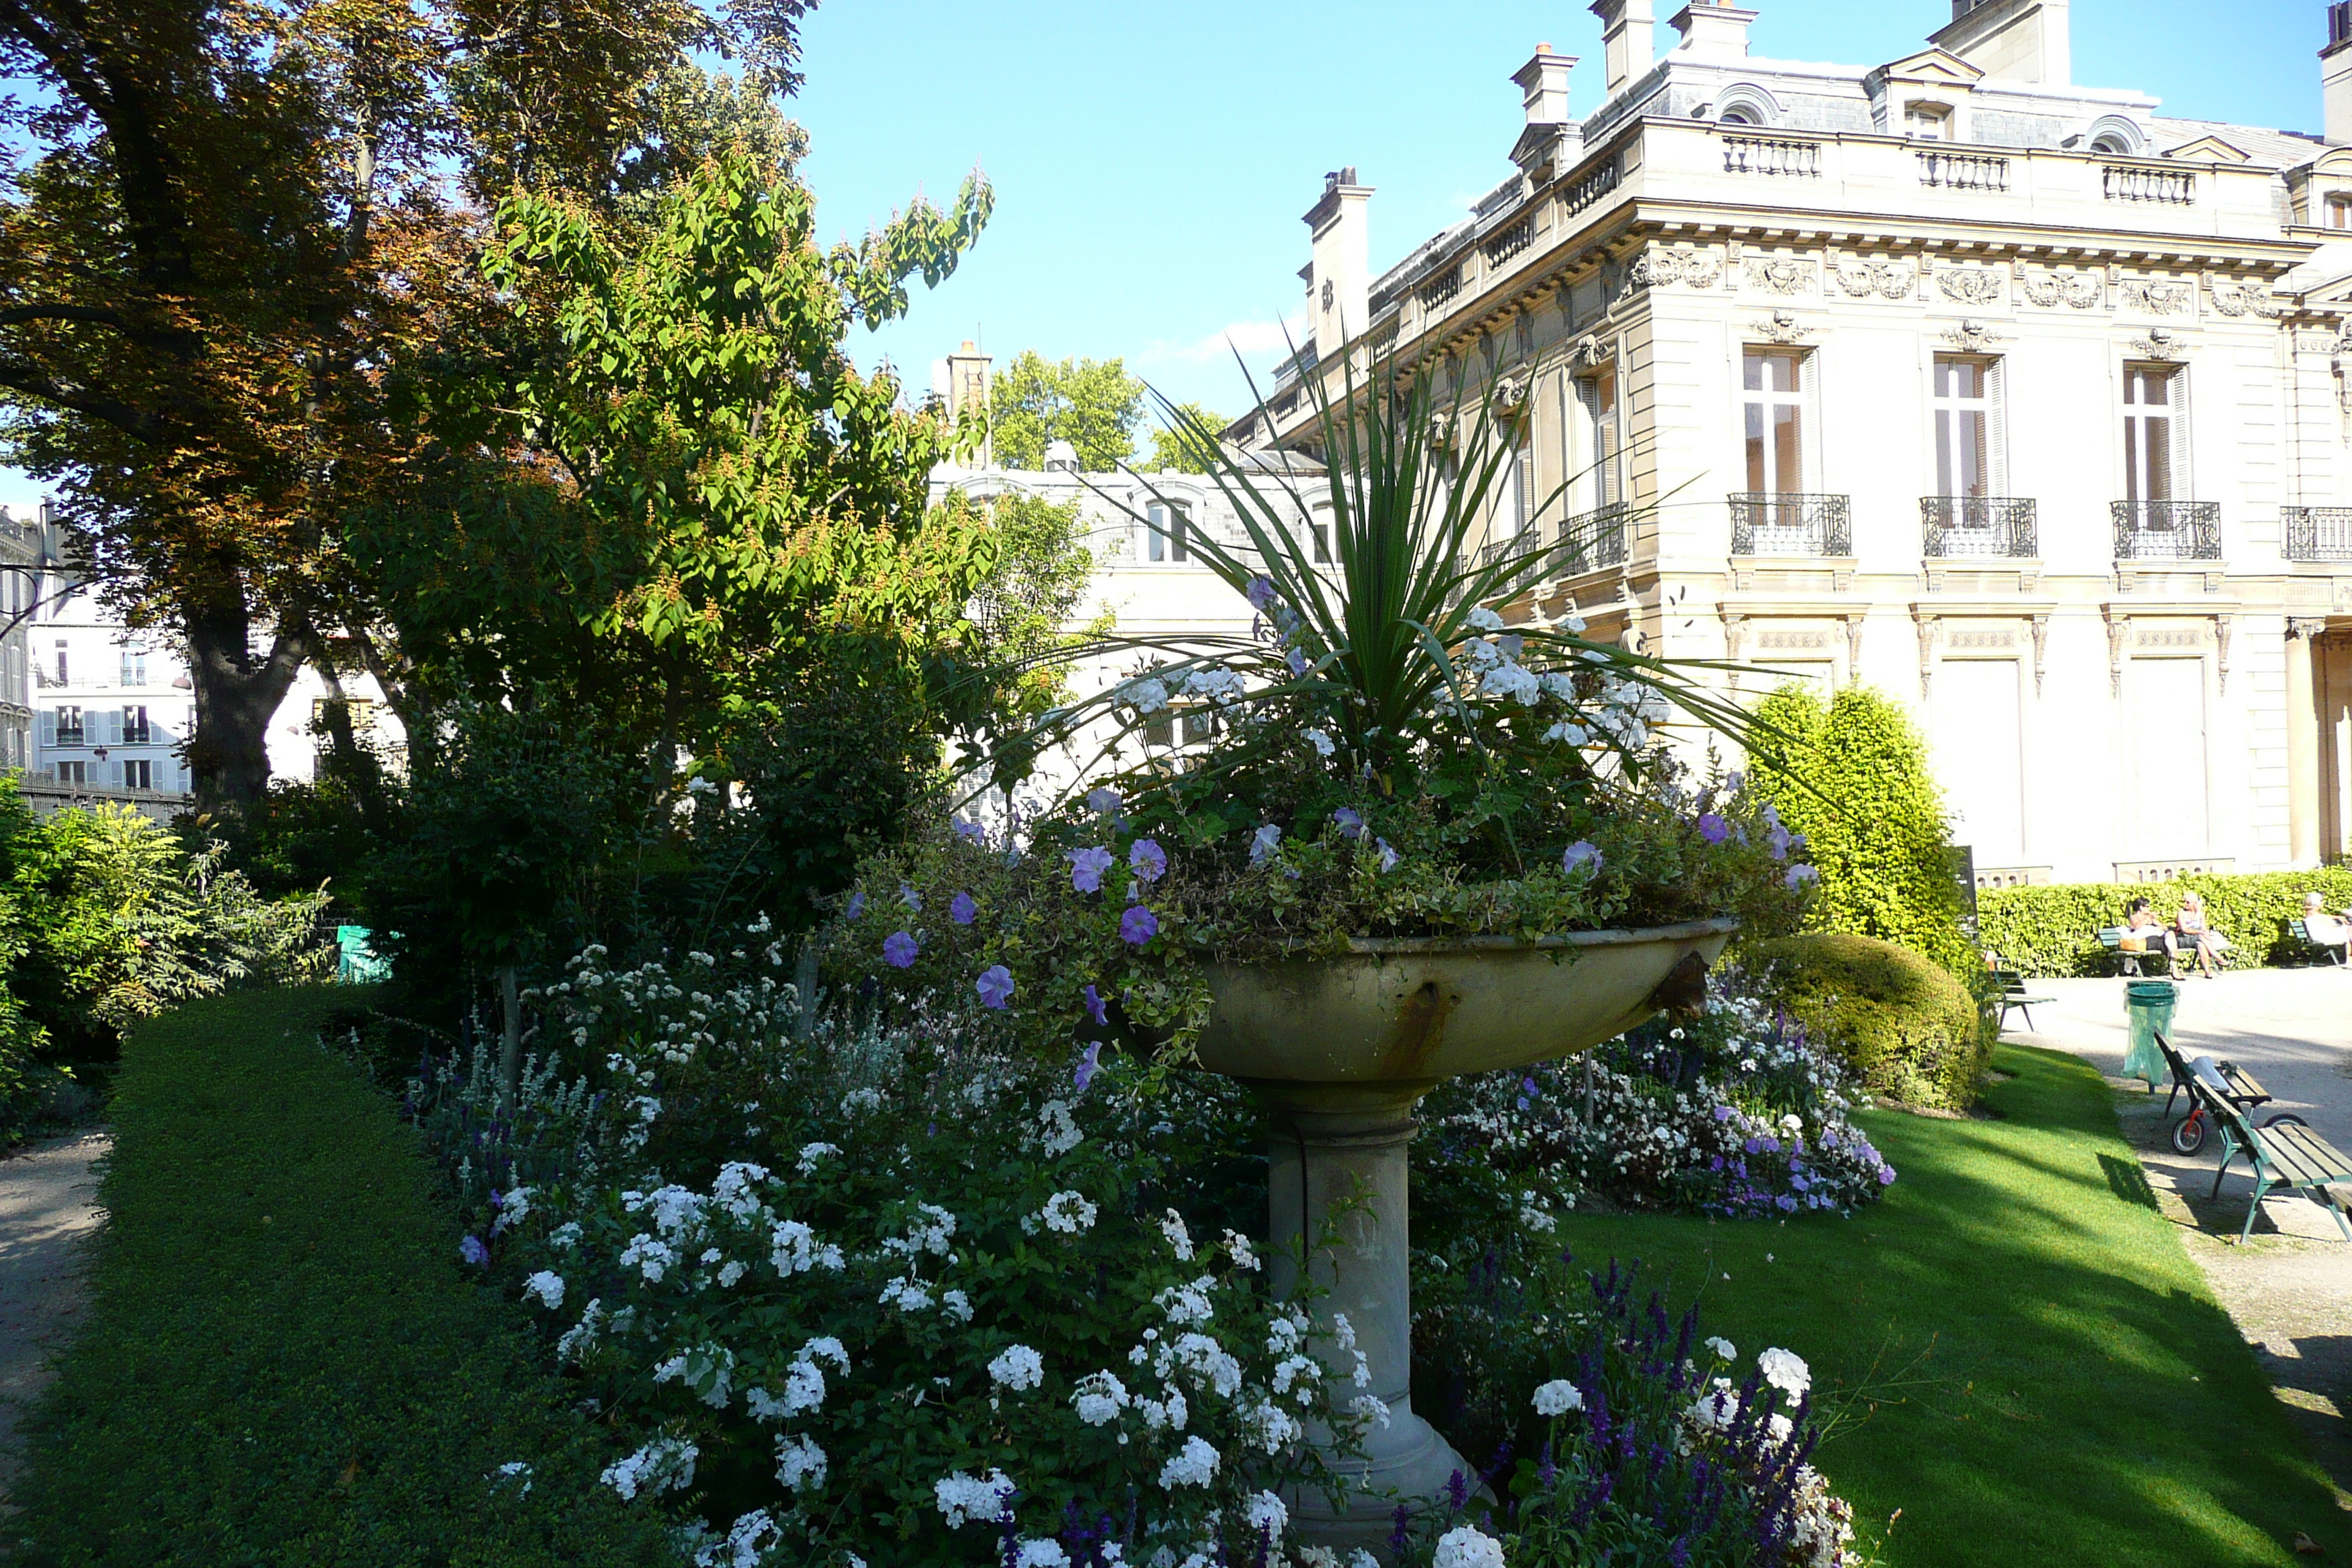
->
<box><xmin>1558</xmin><ymin>1044</ymin><xmax>2349</xmax><ymax>1568</ymax></box>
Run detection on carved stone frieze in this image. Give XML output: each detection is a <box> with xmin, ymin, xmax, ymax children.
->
<box><xmin>2205</xmin><ymin>274</ymin><xmax>2283</xmax><ymax>319</ymax></box>
<box><xmin>2019</xmin><ymin>268</ymin><xmax>2104</xmax><ymax>309</ymax></box>
<box><xmin>2127</xmin><ymin>329</ymin><xmax>2185</xmax><ymax>361</ymax></box>
<box><xmin>1832</xmin><ymin>260</ymin><xmax>1914</xmax><ymax>300</ymax></box>
<box><xmin>1744</xmin><ymin>257</ymin><xmax>1816</xmax><ymax>295</ymax></box>
<box><xmin>2119</xmin><ymin>279</ymin><xmax>2193</xmax><ymax>316</ymax></box>
<box><xmin>1935</xmin><ymin>266</ymin><xmax>2005</xmax><ymax>306</ymax></box>
<box><xmin>1749</xmin><ymin>309</ymin><xmax>1816</xmax><ymax>346</ymax></box>
<box><xmin>1630</xmin><ymin>245</ymin><xmax>1722</xmax><ymax>290</ymax></box>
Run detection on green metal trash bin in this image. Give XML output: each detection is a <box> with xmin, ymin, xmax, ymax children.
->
<box><xmin>336</xmin><ymin>924</ymin><xmax>391</xmax><ymax>984</ymax></box>
<box><xmin>2121</xmin><ymin>979</ymin><xmax>2176</xmax><ymax>1088</ymax></box>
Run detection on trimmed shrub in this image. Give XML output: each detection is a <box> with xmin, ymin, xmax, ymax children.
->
<box><xmin>1980</xmin><ymin>867</ymin><xmax>2352</xmax><ymax>978</ymax></box>
<box><xmin>1752</xmin><ymin>931</ymin><xmax>1992</xmax><ymax>1109</ymax></box>
<box><xmin>1</xmin><ymin>987</ymin><xmax>676</xmax><ymax>1567</ymax></box>
<box><xmin>1747</xmin><ymin>685</ymin><xmax>1975</xmax><ymax>974</ymax></box>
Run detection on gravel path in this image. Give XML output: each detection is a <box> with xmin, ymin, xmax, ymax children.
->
<box><xmin>2013</xmin><ymin>970</ymin><xmax>2352</xmax><ymax>1504</ymax></box>
<box><xmin>0</xmin><ymin>1131</ymin><xmax>108</xmax><ymax>1517</ymax></box>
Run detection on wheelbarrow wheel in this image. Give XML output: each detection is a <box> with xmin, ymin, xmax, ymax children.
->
<box><xmin>2173</xmin><ymin>1110</ymin><xmax>2207</xmax><ymax>1156</ymax></box>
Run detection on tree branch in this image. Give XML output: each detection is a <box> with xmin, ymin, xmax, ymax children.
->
<box><xmin>0</xmin><ymin>357</ymin><xmax>170</xmax><ymax>441</ymax></box>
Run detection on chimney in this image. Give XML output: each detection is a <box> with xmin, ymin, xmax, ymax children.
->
<box><xmin>944</xmin><ymin>340</ymin><xmax>992</xmax><ymax>466</ymax></box>
<box><xmin>2326</xmin><ymin>1</ymin><xmax>2352</xmax><ymax>144</ymax></box>
<box><xmin>1303</xmin><ymin>167</ymin><xmax>1373</xmax><ymax>360</ymax></box>
<box><xmin>1591</xmin><ymin>0</ymin><xmax>1656</xmax><ymax>99</ymax></box>
<box><xmin>1513</xmin><ymin>42</ymin><xmax>1575</xmax><ymax>126</ymax></box>
<box><xmin>1668</xmin><ymin>1</ymin><xmax>1757</xmax><ymax>64</ymax></box>
<box><xmin>1929</xmin><ymin>0</ymin><xmax>2070</xmax><ymax>88</ymax></box>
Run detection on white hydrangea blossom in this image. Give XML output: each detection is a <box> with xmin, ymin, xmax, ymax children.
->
<box><xmin>769</xmin><ymin>1218</ymin><xmax>844</xmax><ymax>1275</ymax></box>
<box><xmin>1433</xmin><ymin>1524</ymin><xmax>1506</xmax><ymax>1568</ymax></box>
<box><xmin>1156</xmin><ymin>1434</ymin><xmax>1219</xmax><ymax>1490</ymax></box>
<box><xmin>935</xmin><ymin>1469</ymin><xmax>1016</xmax><ymax>1527</ymax></box>
<box><xmin>1073</xmin><ymin>1371</ymin><xmax>1131</xmax><ymax>1425</ymax></box>
<box><xmin>521</xmin><ymin>1270</ymin><xmax>565</xmax><ymax>1310</ymax></box>
<box><xmin>878</xmin><ymin>1277</ymin><xmax>934</xmax><ymax>1311</ymax></box>
<box><xmin>1531</xmin><ymin>1379</ymin><xmax>1583</xmax><ymax>1417</ymax></box>
<box><xmin>941</xmin><ymin>1288</ymin><xmax>975</xmax><ymax>1324</ymax></box>
<box><xmin>600</xmin><ymin>1436</ymin><xmax>697</xmax><ymax>1501</ymax></box>
<box><xmin>1758</xmin><ymin>1347</ymin><xmax>1811</xmax><ymax>1399</ymax></box>
<box><xmin>709</xmin><ymin>1162</ymin><xmax>771</xmax><ymax>1222</ymax></box>
<box><xmin>795</xmin><ymin>1142</ymin><xmax>840</xmax><ymax>1174</ymax></box>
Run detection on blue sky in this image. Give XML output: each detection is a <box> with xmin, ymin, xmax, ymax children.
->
<box><xmin>783</xmin><ymin>0</ymin><xmax>2315</xmax><ymax>426</ymax></box>
<box><xmin>0</xmin><ymin>1</ymin><xmax>2319</xmax><ymax>511</ymax></box>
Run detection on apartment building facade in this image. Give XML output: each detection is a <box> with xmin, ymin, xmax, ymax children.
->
<box><xmin>1233</xmin><ymin>0</ymin><xmax>2352</xmax><ymax>886</ymax></box>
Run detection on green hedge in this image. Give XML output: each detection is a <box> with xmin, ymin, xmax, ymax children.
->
<box><xmin>1751</xmin><ymin>931</ymin><xmax>1994</xmax><ymax>1109</ymax></box>
<box><xmin>2</xmin><ymin>987</ymin><xmax>678</xmax><ymax>1567</ymax></box>
<box><xmin>1979</xmin><ymin>868</ymin><xmax>2352</xmax><ymax>979</ymax></box>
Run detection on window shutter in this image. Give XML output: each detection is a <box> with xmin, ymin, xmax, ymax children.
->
<box><xmin>105</xmin><ymin>709</ymin><xmax>120</xmax><ymax>744</ymax></box>
<box><xmin>2168</xmin><ymin>369</ymin><xmax>2194</xmax><ymax>502</ymax></box>
<box><xmin>1986</xmin><ymin>357</ymin><xmax>2010</xmax><ymax>497</ymax></box>
<box><xmin>1799</xmin><ymin>350</ymin><xmax>1821</xmax><ymax>492</ymax></box>
<box><xmin>38</xmin><ymin>710</ymin><xmax>52</xmax><ymax>747</ymax></box>
<box><xmin>107</xmin><ymin>758</ymin><xmax>121</xmax><ymax>788</ymax></box>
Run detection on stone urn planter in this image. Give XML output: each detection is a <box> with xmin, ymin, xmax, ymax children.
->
<box><xmin>1193</xmin><ymin>917</ymin><xmax>1739</xmax><ymax>1545</ymax></box>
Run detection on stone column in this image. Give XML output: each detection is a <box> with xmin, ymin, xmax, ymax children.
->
<box><xmin>1262</xmin><ymin>1087</ymin><xmax>1469</xmax><ymax>1551</ymax></box>
<box><xmin>2288</xmin><ymin>619</ymin><xmax>2325</xmax><ymax>867</ymax></box>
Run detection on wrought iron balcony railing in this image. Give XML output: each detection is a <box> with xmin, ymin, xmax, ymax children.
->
<box><xmin>1729</xmin><ymin>493</ymin><xmax>1851</xmax><ymax>557</ymax></box>
<box><xmin>2111</xmin><ymin>500</ymin><xmax>2220</xmax><ymax>560</ymax></box>
<box><xmin>1921</xmin><ymin>497</ymin><xmax>2038</xmax><ymax>558</ymax></box>
<box><xmin>1556</xmin><ymin>501</ymin><xmax>1629</xmax><ymax>576</ymax></box>
<box><xmin>1478</xmin><ymin>526</ymin><xmax>1539</xmax><ymax>570</ymax></box>
<box><xmin>2283</xmin><ymin>506</ymin><xmax>2352</xmax><ymax>562</ymax></box>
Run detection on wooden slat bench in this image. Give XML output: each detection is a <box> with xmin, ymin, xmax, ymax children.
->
<box><xmin>1990</xmin><ymin>967</ymin><xmax>2055</xmax><ymax>1032</ymax></box>
<box><xmin>2195</xmin><ymin>1077</ymin><xmax>2352</xmax><ymax>1245</ymax></box>
<box><xmin>2154</xmin><ymin>1029</ymin><xmax>2268</xmax><ymax>1126</ymax></box>
<box><xmin>2097</xmin><ymin>926</ymin><xmax>2182</xmax><ymax>979</ymax></box>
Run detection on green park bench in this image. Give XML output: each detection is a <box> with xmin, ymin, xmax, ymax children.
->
<box><xmin>2193</xmin><ymin>1075</ymin><xmax>2352</xmax><ymax>1245</ymax></box>
<box><xmin>2288</xmin><ymin>916</ymin><xmax>2349</xmax><ymax>968</ymax></box>
<box><xmin>1989</xmin><ymin>967</ymin><xmax>2055</xmax><ymax>1032</ymax></box>
<box><xmin>2096</xmin><ymin>926</ymin><xmax>2182</xmax><ymax>979</ymax></box>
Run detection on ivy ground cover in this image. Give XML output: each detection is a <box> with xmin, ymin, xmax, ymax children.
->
<box><xmin>1</xmin><ymin>987</ymin><xmax>671</xmax><ymax>1567</ymax></box>
<box><xmin>1553</xmin><ymin>1044</ymin><xmax>2348</xmax><ymax>1568</ymax></box>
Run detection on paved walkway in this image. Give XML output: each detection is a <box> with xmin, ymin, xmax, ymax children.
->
<box><xmin>2011</xmin><ymin>968</ymin><xmax>2352</xmax><ymax>1501</ymax></box>
<box><xmin>0</xmin><ymin>1131</ymin><xmax>108</xmax><ymax>1518</ymax></box>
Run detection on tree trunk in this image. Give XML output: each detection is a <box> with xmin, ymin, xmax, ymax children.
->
<box><xmin>498</xmin><ymin>965</ymin><xmax>521</xmax><ymax>1120</ymax></box>
<box><xmin>184</xmin><ymin>594</ymin><xmax>308</xmax><ymax>818</ymax></box>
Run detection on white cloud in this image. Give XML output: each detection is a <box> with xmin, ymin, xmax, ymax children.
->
<box><xmin>1141</xmin><ymin>314</ymin><xmax>1305</xmax><ymax>366</ymax></box>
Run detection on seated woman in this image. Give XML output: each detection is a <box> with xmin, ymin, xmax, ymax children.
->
<box><xmin>2171</xmin><ymin>891</ymin><xmax>2228</xmax><ymax>979</ymax></box>
<box><xmin>2302</xmin><ymin>891</ymin><xmax>2351</xmax><ymax>954</ymax></box>
<box><xmin>2121</xmin><ymin>897</ymin><xmax>2176</xmax><ymax>970</ymax></box>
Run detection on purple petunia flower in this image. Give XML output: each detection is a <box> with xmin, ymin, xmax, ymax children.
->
<box><xmin>1333</xmin><ymin>807</ymin><xmax>1365</xmax><ymax>840</ymax></box>
<box><xmin>1248</xmin><ymin>823</ymin><xmax>1283</xmax><ymax>867</ymax></box>
<box><xmin>1074</xmin><ymin>1043</ymin><xmax>1102</xmax><ymax>1093</ymax></box>
<box><xmin>953</xmin><ymin>818</ymin><xmax>988</xmax><ymax>844</ymax></box>
<box><xmin>1286</xmin><ymin>648</ymin><xmax>1309</xmax><ymax>676</ymax></box>
<box><xmin>1068</xmin><ymin>845</ymin><xmax>1115</xmax><ymax>894</ymax></box>
<box><xmin>1376</xmin><ymin>838</ymin><xmax>1400</xmax><ymax>872</ymax></box>
<box><xmin>1245</xmin><ymin>575</ymin><xmax>1278</xmax><ymax>612</ymax></box>
<box><xmin>883</xmin><ymin>930</ymin><xmax>920</xmax><ymax>968</ymax></box>
<box><xmin>845</xmin><ymin>890</ymin><xmax>866</xmax><ymax>919</ymax></box>
<box><xmin>1712</xmin><ymin>1104</ymin><xmax>1736</xmax><ymax>1123</ymax></box>
<box><xmin>1082</xmin><ymin>984</ymin><xmax>1109</xmax><ymax>1026</ymax></box>
<box><xmin>1129</xmin><ymin>839</ymin><xmax>1167</xmax><ymax>883</ymax></box>
<box><xmin>1878</xmin><ymin>1165</ymin><xmax>1898</xmax><ymax>1186</ymax></box>
<box><xmin>1560</xmin><ymin>840</ymin><xmax>1602</xmax><ymax>878</ymax></box>
<box><xmin>459</xmin><ymin>1235</ymin><xmax>489</xmax><ymax>1267</ymax></box>
<box><xmin>900</xmin><ymin>882</ymin><xmax>922</xmax><ymax>911</ymax></box>
<box><xmin>1085</xmin><ymin>786</ymin><xmax>1123</xmax><ymax>815</ymax></box>
<box><xmin>1695</xmin><ymin>813</ymin><xmax>1731</xmax><ymax>845</ymax></box>
<box><xmin>1120</xmin><ymin>905</ymin><xmax>1160</xmax><ymax>946</ymax></box>
<box><xmin>950</xmin><ymin>892</ymin><xmax>979</xmax><ymax>926</ymax></box>
<box><xmin>1785</xmin><ymin>863</ymin><xmax>1821</xmax><ymax>891</ymax></box>
<box><xmin>976</xmin><ymin>965</ymin><xmax>1015</xmax><ymax>1010</ymax></box>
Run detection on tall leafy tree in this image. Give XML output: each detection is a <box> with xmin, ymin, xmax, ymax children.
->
<box><xmin>1148</xmin><ymin>401</ymin><xmax>1226</xmax><ymax>473</ymax></box>
<box><xmin>0</xmin><ymin>0</ymin><xmax>810</xmax><ymax>812</ymax></box>
<box><xmin>987</xmin><ymin>350</ymin><xmax>1145</xmax><ymax>472</ymax></box>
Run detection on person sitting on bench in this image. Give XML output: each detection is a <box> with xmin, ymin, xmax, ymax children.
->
<box><xmin>2171</xmin><ymin>891</ymin><xmax>2228</xmax><ymax>979</ymax></box>
<box><xmin>2122</xmin><ymin>898</ymin><xmax>2176</xmax><ymax>969</ymax></box>
<box><xmin>2304</xmin><ymin>892</ymin><xmax>2351</xmax><ymax>958</ymax></box>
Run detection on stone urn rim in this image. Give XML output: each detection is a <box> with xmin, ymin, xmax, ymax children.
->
<box><xmin>1289</xmin><ymin>915</ymin><xmax>1741</xmax><ymax>958</ymax></box>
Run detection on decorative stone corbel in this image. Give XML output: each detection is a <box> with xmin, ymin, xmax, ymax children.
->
<box><xmin>1940</xmin><ymin>318</ymin><xmax>2009</xmax><ymax>355</ymax></box>
<box><xmin>1915</xmin><ymin>614</ymin><xmax>1938</xmax><ymax>699</ymax></box>
<box><xmin>2128</xmin><ymin>328</ymin><xmax>2184</xmax><ymax>362</ymax></box>
<box><xmin>1842</xmin><ymin>613</ymin><xmax>1865</xmax><ymax>679</ymax></box>
<box><xmin>2291</xmin><ymin>616</ymin><xmax>2332</xmax><ymax>640</ymax></box>
<box><xmin>1751</xmin><ymin>309</ymin><xmax>1816</xmax><ymax>347</ymax></box>
<box><xmin>1723</xmin><ymin>612</ymin><xmax>1749</xmax><ymax>664</ymax></box>
<box><xmin>2212</xmin><ymin>614</ymin><xmax>2233</xmax><ymax>693</ymax></box>
<box><xmin>2030</xmin><ymin>613</ymin><xmax>2050</xmax><ymax>697</ymax></box>
<box><xmin>2104</xmin><ymin>609</ymin><xmax>2130</xmax><ymax>698</ymax></box>
<box><xmin>1575</xmin><ymin>333</ymin><xmax>1608</xmax><ymax>367</ymax></box>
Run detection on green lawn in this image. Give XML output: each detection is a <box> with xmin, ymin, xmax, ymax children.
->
<box><xmin>1554</xmin><ymin>1043</ymin><xmax>2348</xmax><ymax>1567</ymax></box>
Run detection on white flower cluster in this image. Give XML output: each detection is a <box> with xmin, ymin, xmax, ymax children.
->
<box><xmin>600</xmin><ymin>1436</ymin><xmax>697</xmax><ymax>1502</ymax></box>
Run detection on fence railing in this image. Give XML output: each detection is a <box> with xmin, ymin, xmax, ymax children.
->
<box><xmin>2282</xmin><ymin>506</ymin><xmax>2352</xmax><ymax>561</ymax></box>
<box><xmin>2101</xmin><ymin>163</ymin><xmax>2195</xmax><ymax>206</ymax></box>
<box><xmin>1556</xmin><ymin>502</ymin><xmax>1629</xmax><ymax>576</ymax></box>
<box><xmin>1917</xmin><ymin>150</ymin><xmax>2009</xmax><ymax>192</ymax></box>
<box><xmin>1729</xmin><ymin>493</ymin><xmax>1851</xmax><ymax>557</ymax></box>
<box><xmin>1921</xmin><ymin>496</ymin><xmax>2038</xmax><ymax>558</ymax></box>
<box><xmin>2111</xmin><ymin>500</ymin><xmax>2220</xmax><ymax>559</ymax></box>
<box><xmin>1722</xmin><ymin>136</ymin><xmax>1823</xmax><ymax>178</ymax></box>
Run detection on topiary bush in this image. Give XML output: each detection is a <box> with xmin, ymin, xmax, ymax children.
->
<box><xmin>1751</xmin><ymin>932</ymin><xmax>1992</xmax><ymax>1110</ymax></box>
<box><xmin>1978</xmin><ymin>867</ymin><xmax>2352</xmax><ymax>978</ymax></box>
<box><xmin>1747</xmin><ymin>685</ymin><xmax>1976</xmax><ymax>976</ymax></box>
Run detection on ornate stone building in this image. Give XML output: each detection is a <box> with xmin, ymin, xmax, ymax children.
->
<box><xmin>1233</xmin><ymin>0</ymin><xmax>2352</xmax><ymax>886</ymax></box>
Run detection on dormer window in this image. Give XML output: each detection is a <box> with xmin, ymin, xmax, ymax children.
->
<box><xmin>1905</xmin><ymin>103</ymin><xmax>1950</xmax><ymax>140</ymax></box>
<box><xmin>2328</xmin><ymin>195</ymin><xmax>2352</xmax><ymax>230</ymax></box>
<box><xmin>1719</xmin><ymin>108</ymin><xmax>1757</xmax><ymax>127</ymax></box>
<box><xmin>2090</xmin><ymin>134</ymin><xmax>2132</xmax><ymax>155</ymax></box>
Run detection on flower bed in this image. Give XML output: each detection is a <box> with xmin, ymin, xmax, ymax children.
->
<box><xmin>401</xmin><ymin>930</ymin><xmax>1882</xmax><ymax>1565</ymax></box>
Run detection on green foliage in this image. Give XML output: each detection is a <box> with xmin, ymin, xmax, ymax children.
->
<box><xmin>1747</xmin><ymin>685</ymin><xmax>1975</xmax><ymax>973</ymax></box>
<box><xmin>932</xmin><ymin>489</ymin><xmax>1105</xmax><ymax>734</ymax></box>
<box><xmin>0</xmin><ymin>781</ymin><xmax>332</xmax><ymax>1142</ymax></box>
<box><xmin>987</xmin><ymin>350</ymin><xmax>1145</xmax><ymax>471</ymax></box>
<box><xmin>1751</xmin><ymin>932</ymin><xmax>1992</xmax><ymax>1110</ymax></box>
<box><xmin>0</xmin><ymin>988</ymin><xmax>680</xmax><ymax>1567</ymax></box>
<box><xmin>1978</xmin><ymin>867</ymin><xmax>2352</xmax><ymax>978</ymax></box>
<box><xmin>1147</xmin><ymin>402</ymin><xmax>1226</xmax><ymax>473</ymax></box>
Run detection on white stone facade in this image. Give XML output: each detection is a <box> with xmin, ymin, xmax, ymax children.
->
<box><xmin>1236</xmin><ymin>0</ymin><xmax>2352</xmax><ymax>887</ymax></box>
